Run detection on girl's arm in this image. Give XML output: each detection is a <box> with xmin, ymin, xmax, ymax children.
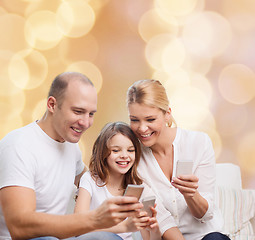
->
<box><xmin>140</xmin><ymin>206</ymin><xmax>161</xmax><ymax>240</ymax></box>
<box><xmin>74</xmin><ymin>187</ymin><xmax>91</xmax><ymax>213</ymax></box>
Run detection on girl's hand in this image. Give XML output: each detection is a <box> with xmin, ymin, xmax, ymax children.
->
<box><xmin>171</xmin><ymin>175</ymin><xmax>199</xmax><ymax>198</ymax></box>
<box><xmin>125</xmin><ymin>211</ymin><xmax>150</xmax><ymax>232</ymax></box>
<box><xmin>146</xmin><ymin>206</ymin><xmax>160</xmax><ymax>233</ymax></box>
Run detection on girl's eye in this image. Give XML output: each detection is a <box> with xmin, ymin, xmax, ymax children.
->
<box><xmin>128</xmin><ymin>149</ymin><xmax>135</xmax><ymax>152</ymax></box>
<box><xmin>112</xmin><ymin>149</ymin><xmax>119</xmax><ymax>153</ymax></box>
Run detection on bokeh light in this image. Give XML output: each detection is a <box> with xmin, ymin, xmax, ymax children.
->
<box><xmin>219</xmin><ymin>64</ymin><xmax>255</xmax><ymax>104</ymax></box>
<box><xmin>182</xmin><ymin>11</ymin><xmax>232</xmax><ymax>58</ymax></box>
<box><xmin>138</xmin><ymin>9</ymin><xmax>179</xmax><ymax>42</ymax></box>
<box><xmin>25</xmin><ymin>10</ymin><xmax>63</xmax><ymax>50</ymax></box>
<box><xmin>66</xmin><ymin>61</ymin><xmax>103</xmax><ymax>93</ymax></box>
<box><xmin>0</xmin><ymin>0</ymin><xmax>255</xmax><ymax>188</ymax></box>
<box><xmin>8</xmin><ymin>49</ymin><xmax>48</xmax><ymax>90</ymax></box>
<box><xmin>56</xmin><ymin>0</ymin><xmax>95</xmax><ymax>38</ymax></box>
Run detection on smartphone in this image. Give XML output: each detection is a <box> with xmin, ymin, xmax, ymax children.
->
<box><xmin>176</xmin><ymin>161</ymin><xmax>193</xmax><ymax>177</ymax></box>
<box><xmin>123</xmin><ymin>184</ymin><xmax>144</xmax><ymax>200</ymax></box>
<box><xmin>141</xmin><ymin>196</ymin><xmax>156</xmax><ymax>217</ymax></box>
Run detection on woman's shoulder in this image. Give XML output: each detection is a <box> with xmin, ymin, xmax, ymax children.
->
<box><xmin>177</xmin><ymin>127</ymin><xmax>210</xmax><ymax>142</ymax></box>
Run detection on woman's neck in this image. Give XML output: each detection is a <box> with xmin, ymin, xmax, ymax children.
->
<box><xmin>150</xmin><ymin>127</ymin><xmax>177</xmax><ymax>156</ymax></box>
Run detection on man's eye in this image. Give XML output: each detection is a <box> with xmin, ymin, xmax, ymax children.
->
<box><xmin>74</xmin><ymin>110</ymin><xmax>82</xmax><ymax>114</ymax></box>
<box><xmin>89</xmin><ymin>112</ymin><xmax>94</xmax><ymax>117</ymax></box>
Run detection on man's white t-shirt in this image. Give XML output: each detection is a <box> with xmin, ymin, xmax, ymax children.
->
<box><xmin>0</xmin><ymin>122</ymin><xmax>85</xmax><ymax>239</ymax></box>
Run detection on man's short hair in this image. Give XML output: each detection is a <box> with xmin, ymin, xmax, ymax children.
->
<box><xmin>48</xmin><ymin>72</ymin><xmax>94</xmax><ymax>108</ymax></box>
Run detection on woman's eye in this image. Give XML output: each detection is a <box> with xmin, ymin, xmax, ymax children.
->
<box><xmin>130</xmin><ymin>119</ymin><xmax>138</xmax><ymax>122</ymax></box>
<box><xmin>147</xmin><ymin>118</ymin><xmax>155</xmax><ymax>122</ymax></box>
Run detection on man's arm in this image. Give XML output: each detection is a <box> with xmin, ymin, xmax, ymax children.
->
<box><xmin>1</xmin><ymin>186</ymin><xmax>142</xmax><ymax>240</ymax></box>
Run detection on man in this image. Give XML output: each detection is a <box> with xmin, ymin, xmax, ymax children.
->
<box><xmin>0</xmin><ymin>72</ymin><xmax>142</xmax><ymax>240</ymax></box>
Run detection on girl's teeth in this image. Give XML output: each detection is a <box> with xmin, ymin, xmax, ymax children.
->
<box><xmin>117</xmin><ymin>162</ymin><xmax>128</xmax><ymax>165</ymax></box>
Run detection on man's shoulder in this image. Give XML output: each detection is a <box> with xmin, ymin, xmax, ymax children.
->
<box><xmin>0</xmin><ymin>122</ymin><xmax>36</xmax><ymax>148</ymax></box>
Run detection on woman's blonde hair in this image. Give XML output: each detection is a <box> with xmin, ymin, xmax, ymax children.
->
<box><xmin>127</xmin><ymin>79</ymin><xmax>176</xmax><ymax>127</ymax></box>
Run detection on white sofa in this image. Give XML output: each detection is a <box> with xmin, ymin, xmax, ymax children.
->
<box><xmin>67</xmin><ymin>163</ymin><xmax>255</xmax><ymax>240</ymax></box>
<box><xmin>215</xmin><ymin>163</ymin><xmax>255</xmax><ymax>240</ymax></box>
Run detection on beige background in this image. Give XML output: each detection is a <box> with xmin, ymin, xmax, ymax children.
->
<box><xmin>0</xmin><ymin>0</ymin><xmax>255</xmax><ymax>188</ymax></box>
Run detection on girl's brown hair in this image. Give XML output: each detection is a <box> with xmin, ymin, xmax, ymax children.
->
<box><xmin>89</xmin><ymin>121</ymin><xmax>142</xmax><ymax>189</ymax></box>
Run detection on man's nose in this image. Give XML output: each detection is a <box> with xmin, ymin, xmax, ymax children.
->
<box><xmin>79</xmin><ymin>115</ymin><xmax>91</xmax><ymax>129</ymax></box>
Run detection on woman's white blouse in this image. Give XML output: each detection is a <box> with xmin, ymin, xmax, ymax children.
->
<box><xmin>137</xmin><ymin>128</ymin><xmax>224</xmax><ymax>240</ymax></box>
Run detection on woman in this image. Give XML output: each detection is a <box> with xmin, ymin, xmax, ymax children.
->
<box><xmin>126</xmin><ymin>79</ymin><xmax>230</xmax><ymax>240</ymax></box>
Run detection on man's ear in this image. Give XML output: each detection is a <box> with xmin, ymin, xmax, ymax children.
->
<box><xmin>47</xmin><ymin>96</ymin><xmax>57</xmax><ymax>113</ymax></box>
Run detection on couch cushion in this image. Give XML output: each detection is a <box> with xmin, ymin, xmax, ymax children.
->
<box><xmin>216</xmin><ymin>163</ymin><xmax>242</xmax><ymax>189</ymax></box>
<box><xmin>216</xmin><ymin>186</ymin><xmax>255</xmax><ymax>239</ymax></box>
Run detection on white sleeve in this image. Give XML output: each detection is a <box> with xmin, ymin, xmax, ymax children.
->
<box><xmin>194</xmin><ymin>133</ymin><xmax>216</xmax><ymax>222</ymax></box>
<box><xmin>141</xmin><ymin>183</ymin><xmax>177</xmax><ymax>235</ymax></box>
<box><xmin>0</xmin><ymin>144</ymin><xmax>36</xmax><ymax>190</ymax></box>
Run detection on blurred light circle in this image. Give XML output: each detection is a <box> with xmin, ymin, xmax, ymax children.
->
<box><xmin>0</xmin><ymin>13</ymin><xmax>30</xmax><ymax>52</ymax></box>
<box><xmin>138</xmin><ymin>9</ymin><xmax>178</xmax><ymax>42</ymax></box>
<box><xmin>155</xmin><ymin>0</ymin><xmax>198</xmax><ymax>16</ymax></box>
<box><xmin>218</xmin><ymin>64</ymin><xmax>255</xmax><ymax>104</ymax></box>
<box><xmin>0</xmin><ymin>6</ymin><xmax>7</xmax><ymax>15</ymax></box>
<box><xmin>25</xmin><ymin>10</ymin><xmax>63</xmax><ymax>50</ymax></box>
<box><xmin>58</xmin><ymin>34</ymin><xmax>99</xmax><ymax>64</ymax></box>
<box><xmin>162</xmin><ymin>39</ymin><xmax>186</xmax><ymax>73</ymax></box>
<box><xmin>145</xmin><ymin>34</ymin><xmax>173</xmax><ymax>70</ymax></box>
<box><xmin>182</xmin><ymin>11</ymin><xmax>232</xmax><ymax>58</ymax></box>
<box><xmin>190</xmin><ymin>73</ymin><xmax>212</xmax><ymax>102</ymax></box>
<box><xmin>56</xmin><ymin>0</ymin><xmax>95</xmax><ymax>38</ymax></box>
<box><xmin>66</xmin><ymin>61</ymin><xmax>103</xmax><ymax>93</ymax></box>
<box><xmin>170</xmin><ymin>86</ymin><xmax>210</xmax><ymax>129</ymax></box>
<box><xmin>0</xmin><ymin>50</ymin><xmax>21</xmax><ymax>96</ymax></box>
<box><xmin>238</xmin><ymin>131</ymin><xmax>255</xmax><ymax>175</ymax></box>
<box><xmin>32</xmin><ymin>99</ymin><xmax>46</xmax><ymax>121</ymax></box>
<box><xmin>0</xmin><ymin>115</ymin><xmax>23</xmax><ymax>139</ymax></box>
<box><xmin>0</xmin><ymin>92</ymin><xmax>26</xmax><ymax>120</ymax></box>
<box><xmin>163</xmin><ymin>68</ymin><xmax>190</xmax><ymax>95</ymax></box>
<box><xmin>8</xmin><ymin>49</ymin><xmax>48</xmax><ymax>90</ymax></box>
<box><xmin>184</xmin><ymin>55</ymin><xmax>212</xmax><ymax>75</ymax></box>
<box><xmin>216</xmin><ymin>103</ymin><xmax>247</xmax><ymax>137</ymax></box>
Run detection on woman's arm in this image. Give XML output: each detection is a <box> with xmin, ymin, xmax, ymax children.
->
<box><xmin>171</xmin><ymin>175</ymin><xmax>208</xmax><ymax>218</ymax></box>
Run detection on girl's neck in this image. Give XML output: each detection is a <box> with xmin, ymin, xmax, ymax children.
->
<box><xmin>106</xmin><ymin>173</ymin><xmax>125</xmax><ymax>196</ymax></box>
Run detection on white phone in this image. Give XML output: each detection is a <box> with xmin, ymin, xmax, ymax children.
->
<box><xmin>176</xmin><ymin>161</ymin><xmax>193</xmax><ymax>177</ymax></box>
<box><xmin>141</xmin><ymin>196</ymin><xmax>156</xmax><ymax>217</ymax></box>
<box><xmin>123</xmin><ymin>184</ymin><xmax>144</xmax><ymax>200</ymax></box>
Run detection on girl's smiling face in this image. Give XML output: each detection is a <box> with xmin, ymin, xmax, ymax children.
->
<box><xmin>107</xmin><ymin>133</ymin><xmax>136</xmax><ymax>177</ymax></box>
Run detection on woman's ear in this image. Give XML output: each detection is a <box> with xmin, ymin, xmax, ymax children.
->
<box><xmin>165</xmin><ymin>107</ymin><xmax>172</xmax><ymax>123</ymax></box>
<box><xmin>47</xmin><ymin>96</ymin><xmax>57</xmax><ymax>113</ymax></box>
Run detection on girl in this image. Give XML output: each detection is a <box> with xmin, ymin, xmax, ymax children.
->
<box><xmin>75</xmin><ymin>122</ymin><xmax>161</xmax><ymax>240</ymax></box>
<box><xmin>126</xmin><ymin>79</ymin><xmax>231</xmax><ymax>240</ymax></box>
